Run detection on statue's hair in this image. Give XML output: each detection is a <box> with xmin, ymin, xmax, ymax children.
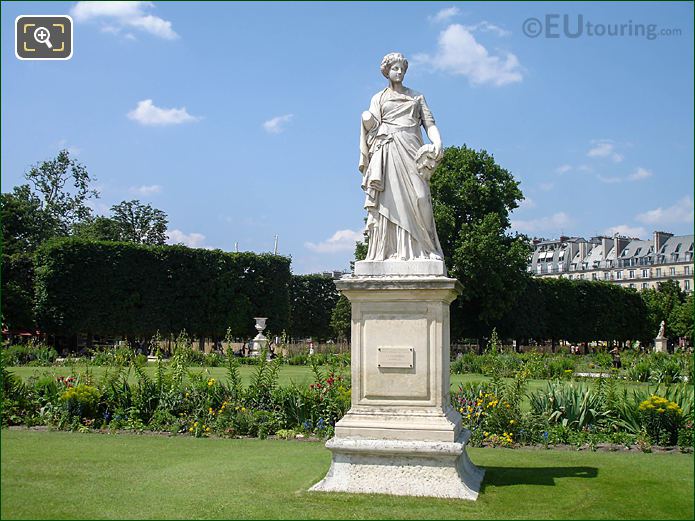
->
<box><xmin>380</xmin><ymin>52</ymin><xmax>408</xmax><ymax>78</ymax></box>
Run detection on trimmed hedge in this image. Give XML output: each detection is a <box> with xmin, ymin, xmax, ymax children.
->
<box><xmin>288</xmin><ymin>275</ymin><xmax>339</xmax><ymax>341</ymax></box>
<box><xmin>497</xmin><ymin>278</ymin><xmax>648</xmax><ymax>344</ymax></box>
<box><xmin>34</xmin><ymin>238</ymin><xmax>291</xmax><ymax>339</ymax></box>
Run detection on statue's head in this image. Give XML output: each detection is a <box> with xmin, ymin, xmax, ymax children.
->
<box><xmin>380</xmin><ymin>52</ymin><xmax>408</xmax><ymax>79</ymax></box>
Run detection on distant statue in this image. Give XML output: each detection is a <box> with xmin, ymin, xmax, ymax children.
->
<box><xmin>359</xmin><ymin>52</ymin><xmax>444</xmax><ymax>261</ymax></box>
<box><xmin>658</xmin><ymin>320</ymin><xmax>665</xmax><ymax>338</ymax></box>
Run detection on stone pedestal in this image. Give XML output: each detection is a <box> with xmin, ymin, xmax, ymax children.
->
<box><xmin>249</xmin><ymin>317</ymin><xmax>268</xmax><ymax>358</ymax></box>
<box><xmin>311</xmin><ymin>264</ymin><xmax>483</xmax><ymax>499</ymax></box>
<box><xmin>654</xmin><ymin>336</ymin><xmax>668</xmax><ymax>353</ymax></box>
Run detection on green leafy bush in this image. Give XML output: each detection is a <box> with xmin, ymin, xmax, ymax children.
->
<box><xmin>60</xmin><ymin>384</ymin><xmax>100</xmax><ymax>419</ymax></box>
<box><xmin>639</xmin><ymin>395</ymin><xmax>682</xmax><ymax>446</ymax></box>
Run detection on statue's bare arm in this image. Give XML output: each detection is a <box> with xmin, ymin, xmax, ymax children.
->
<box><xmin>362</xmin><ymin>111</ymin><xmax>377</xmax><ymax>131</ymax></box>
<box><xmin>424</xmin><ymin>122</ymin><xmax>443</xmax><ymax>159</ymax></box>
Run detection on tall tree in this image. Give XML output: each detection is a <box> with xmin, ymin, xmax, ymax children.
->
<box><xmin>429</xmin><ymin>146</ymin><xmax>531</xmax><ymax>340</ymax></box>
<box><xmin>24</xmin><ymin>149</ymin><xmax>99</xmax><ymax>234</ymax></box>
<box><xmin>641</xmin><ymin>280</ymin><xmax>686</xmax><ymax>339</ymax></box>
<box><xmin>72</xmin><ymin>216</ymin><xmax>124</xmax><ymax>242</ymax></box>
<box><xmin>0</xmin><ymin>185</ymin><xmax>57</xmax><ymax>256</ymax></box>
<box><xmin>110</xmin><ymin>200</ymin><xmax>168</xmax><ymax>245</ymax></box>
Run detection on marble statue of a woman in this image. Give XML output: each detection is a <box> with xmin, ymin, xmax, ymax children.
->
<box><xmin>359</xmin><ymin>52</ymin><xmax>444</xmax><ymax>262</ymax></box>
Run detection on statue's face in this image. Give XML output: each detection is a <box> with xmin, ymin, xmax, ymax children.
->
<box><xmin>388</xmin><ymin>61</ymin><xmax>406</xmax><ymax>83</ymax></box>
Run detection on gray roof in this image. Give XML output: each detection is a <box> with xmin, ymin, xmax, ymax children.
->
<box><xmin>658</xmin><ymin>234</ymin><xmax>694</xmax><ymax>259</ymax></box>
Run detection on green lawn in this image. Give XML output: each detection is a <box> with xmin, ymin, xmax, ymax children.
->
<box><xmin>1</xmin><ymin>429</ymin><xmax>692</xmax><ymax>519</ymax></box>
<box><xmin>7</xmin><ymin>364</ymin><xmax>662</xmax><ymax>395</ymax></box>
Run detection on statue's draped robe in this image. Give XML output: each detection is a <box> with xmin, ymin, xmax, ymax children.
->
<box><xmin>359</xmin><ymin>87</ymin><xmax>444</xmax><ymax>261</ymax></box>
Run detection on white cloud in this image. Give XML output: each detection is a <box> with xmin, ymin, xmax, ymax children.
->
<box><xmin>636</xmin><ymin>197</ymin><xmax>694</xmax><ymax>225</ymax></box>
<box><xmin>56</xmin><ymin>138</ymin><xmax>82</xmax><ymax>156</ymax></box>
<box><xmin>518</xmin><ymin>196</ymin><xmax>536</xmax><ymax>209</ymax></box>
<box><xmin>429</xmin><ymin>7</ymin><xmax>461</xmax><ymax>24</ymax></box>
<box><xmin>577</xmin><ymin>164</ymin><xmax>593</xmax><ymax>173</ymax></box>
<box><xmin>465</xmin><ymin>21</ymin><xmax>511</xmax><ymax>37</ymax></box>
<box><xmin>71</xmin><ymin>1</ymin><xmax>178</xmax><ymax>40</ymax></box>
<box><xmin>263</xmin><ymin>114</ymin><xmax>294</xmax><ymax>134</ymax></box>
<box><xmin>604</xmin><ymin>225</ymin><xmax>647</xmax><ymax>238</ymax></box>
<box><xmin>597</xmin><ymin>175</ymin><xmax>622</xmax><ymax>184</ymax></box>
<box><xmin>628</xmin><ymin>167</ymin><xmax>653</xmax><ymax>181</ymax></box>
<box><xmin>511</xmin><ymin>212</ymin><xmax>571</xmax><ymax>233</ymax></box>
<box><xmin>167</xmin><ymin>229</ymin><xmax>207</xmax><ymax>248</ymax></box>
<box><xmin>127</xmin><ymin>99</ymin><xmax>199</xmax><ymax>126</ymax></box>
<box><xmin>539</xmin><ymin>182</ymin><xmax>554</xmax><ymax>191</ymax></box>
<box><xmin>305</xmin><ymin>229</ymin><xmax>363</xmax><ymax>253</ymax></box>
<box><xmin>413</xmin><ymin>24</ymin><xmax>523</xmax><ymax>86</ymax></box>
<box><xmin>555</xmin><ymin>164</ymin><xmax>572</xmax><ymax>174</ymax></box>
<box><xmin>129</xmin><ymin>184</ymin><xmax>162</xmax><ymax>196</ymax></box>
<box><xmin>587</xmin><ymin>140</ymin><xmax>623</xmax><ymax>163</ymax></box>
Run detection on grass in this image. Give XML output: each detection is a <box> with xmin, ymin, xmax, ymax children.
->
<box><xmin>1</xmin><ymin>429</ymin><xmax>692</xmax><ymax>519</ymax></box>
<box><xmin>7</xmin><ymin>364</ymin><xmax>665</xmax><ymax>396</ymax></box>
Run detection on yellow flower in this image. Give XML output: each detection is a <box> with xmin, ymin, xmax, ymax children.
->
<box><xmin>193</xmin><ymin>421</ymin><xmax>198</xmax><ymax>427</ymax></box>
<box><xmin>509</xmin><ymin>419</ymin><xmax>516</xmax><ymax>424</ymax></box>
<box><xmin>241</xmin><ymin>407</ymin><xmax>246</xmax><ymax>413</ymax></box>
<box><xmin>205</xmin><ymin>427</ymin><xmax>211</xmax><ymax>433</ymax></box>
<box><xmin>188</xmin><ymin>427</ymin><xmax>193</xmax><ymax>432</ymax></box>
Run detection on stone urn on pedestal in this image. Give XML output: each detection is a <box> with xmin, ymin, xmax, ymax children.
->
<box><xmin>249</xmin><ymin>317</ymin><xmax>268</xmax><ymax>358</ymax></box>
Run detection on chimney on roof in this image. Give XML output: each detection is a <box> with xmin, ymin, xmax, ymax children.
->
<box><xmin>653</xmin><ymin>231</ymin><xmax>673</xmax><ymax>253</ymax></box>
<box><xmin>613</xmin><ymin>233</ymin><xmax>631</xmax><ymax>257</ymax></box>
<box><xmin>578</xmin><ymin>240</ymin><xmax>589</xmax><ymax>261</ymax></box>
<box><xmin>602</xmin><ymin>236</ymin><xmax>614</xmax><ymax>258</ymax></box>
<box><xmin>560</xmin><ymin>235</ymin><xmax>569</xmax><ymax>242</ymax></box>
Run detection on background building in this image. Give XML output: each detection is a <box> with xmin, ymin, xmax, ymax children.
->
<box><xmin>529</xmin><ymin>231</ymin><xmax>694</xmax><ymax>293</ymax></box>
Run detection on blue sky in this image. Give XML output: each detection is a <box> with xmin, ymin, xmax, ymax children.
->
<box><xmin>2</xmin><ymin>1</ymin><xmax>693</xmax><ymax>274</ymax></box>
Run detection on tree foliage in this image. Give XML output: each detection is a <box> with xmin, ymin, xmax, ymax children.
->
<box><xmin>34</xmin><ymin>239</ymin><xmax>291</xmax><ymax>340</ymax></box>
<box><xmin>23</xmin><ymin>149</ymin><xmax>99</xmax><ymax>234</ymax></box>
<box><xmin>430</xmin><ymin>145</ymin><xmax>530</xmax><ymax>339</ymax></box>
<box><xmin>498</xmin><ymin>278</ymin><xmax>649</xmax><ymax>344</ymax></box>
<box><xmin>288</xmin><ymin>275</ymin><xmax>340</xmax><ymax>341</ymax></box>
<box><xmin>641</xmin><ymin>280</ymin><xmax>689</xmax><ymax>340</ymax></box>
<box><xmin>330</xmin><ymin>294</ymin><xmax>351</xmax><ymax>341</ymax></box>
<box><xmin>110</xmin><ymin>200</ymin><xmax>168</xmax><ymax>245</ymax></box>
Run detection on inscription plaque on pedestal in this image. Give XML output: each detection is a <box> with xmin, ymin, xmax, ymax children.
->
<box><xmin>377</xmin><ymin>347</ymin><xmax>413</xmax><ymax>368</ymax></box>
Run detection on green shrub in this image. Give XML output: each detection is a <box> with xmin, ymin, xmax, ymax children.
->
<box><xmin>60</xmin><ymin>384</ymin><xmax>100</xmax><ymax>419</ymax></box>
<box><xmin>2</xmin><ymin>341</ymin><xmax>58</xmax><ymax>365</ymax></box>
<box><xmin>639</xmin><ymin>395</ymin><xmax>683</xmax><ymax>446</ymax></box>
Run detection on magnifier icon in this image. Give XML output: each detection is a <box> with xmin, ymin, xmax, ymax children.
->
<box><xmin>33</xmin><ymin>26</ymin><xmax>53</xmax><ymax>49</ymax></box>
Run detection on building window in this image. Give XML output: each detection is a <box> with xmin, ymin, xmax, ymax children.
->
<box><xmin>616</xmin><ymin>271</ymin><xmax>623</xmax><ymax>280</ymax></box>
<box><xmin>642</xmin><ymin>269</ymin><xmax>649</xmax><ymax>278</ymax></box>
<box><xmin>604</xmin><ymin>272</ymin><xmax>610</xmax><ymax>280</ymax></box>
<box><xmin>685</xmin><ymin>266</ymin><xmax>691</xmax><ymax>276</ymax></box>
<box><xmin>656</xmin><ymin>268</ymin><xmax>662</xmax><ymax>277</ymax></box>
<box><xmin>642</xmin><ymin>282</ymin><xmax>648</xmax><ymax>289</ymax></box>
<box><xmin>669</xmin><ymin>267</ymin><xmax>676</xmax><ymax>276</ymax></box>
<box><xmin>686</xmin><ymin>280</ymin><xmax>691</xmax><ymax>291</ymax></box>
<box><xmin>558</xmin><ymin>264</ymin><xmax>564</xmax><ymax>272</ymax></box>
<box><xmin>579</xmin><ymin>274</ymin><xmax>585</xmax><ymax>280</ymax></box>
<box><xmin>629</xmin><ymin>283</ymin><xmax>636</xmax><ymax>289</ymax></box>
<box><xmin>629</xmin><ymin>270</ymin><xmax>635</xmax><ymax>279</ymax></box>
<box><xmin>568</xmin><ymin>275</ymin><xmax>573</xmax><ymax>280</ymax></box>
<box><xmin>592</xmin><ymin>273</ymin><xmax>598</xmax><ymax>280</ymax></box>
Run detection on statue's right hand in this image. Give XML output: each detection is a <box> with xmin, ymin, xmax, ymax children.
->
<box><xmin>362</xmin><ymin>111</ymin><xmax>377</xmax><ymax>131</ymax></box>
